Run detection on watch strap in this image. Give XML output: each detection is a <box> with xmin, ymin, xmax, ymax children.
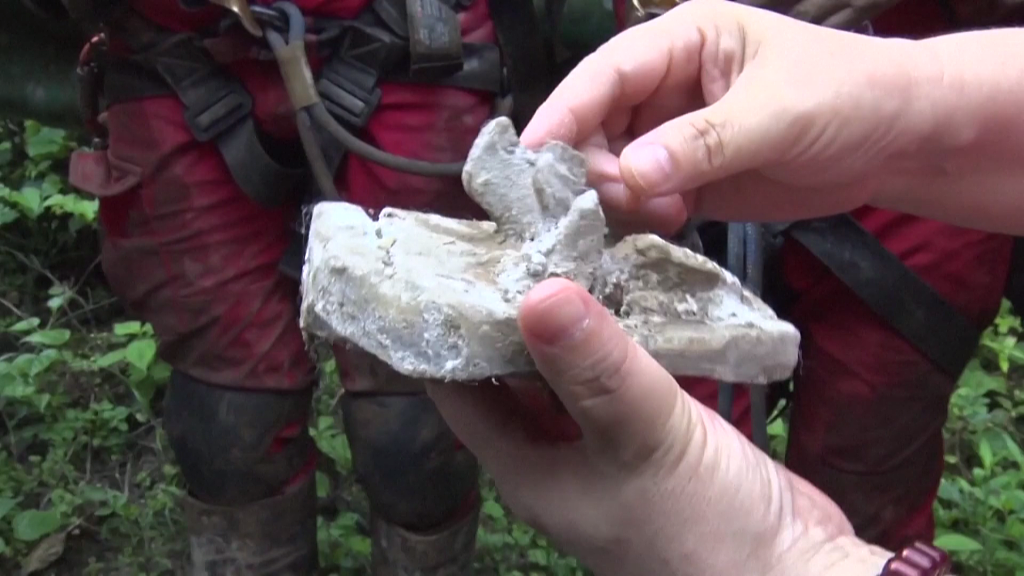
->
<box><xmin>879</xmin><ymin>541</ymin><xmax>952</xmax><ymax>575</ymax></box>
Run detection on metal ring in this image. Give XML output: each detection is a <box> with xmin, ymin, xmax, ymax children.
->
<box><xmin>249</xmin><ymin>4</ymin><xmax>288</xmax><ymax>32</ymax></box>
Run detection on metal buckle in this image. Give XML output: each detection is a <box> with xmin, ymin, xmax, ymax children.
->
<box><xmin>209</xmin><ymin>0</ymin><xmax>264</xmax><ymax>37</ymax></box>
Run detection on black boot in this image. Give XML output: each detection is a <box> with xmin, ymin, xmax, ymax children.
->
<box><xmin>181</xmin><ymin>474</ymin><xmax>318</xmax><ymax>575</ymax></box>
<box><xmin>370</xmin><ymin>503</ymin><xmax>480</xmax><ymax>576</ymax></box>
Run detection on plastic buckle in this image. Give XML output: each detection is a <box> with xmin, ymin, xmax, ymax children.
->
<box><xmin>317</xmin><ymin>55</ymin><xmax>382</xmax><ymax>128</ymax></box>
<box><xmin>181</xmin><ymin>72</ymin><xmax>254</xmax><ymax>143</ymax></box>
<box><xmin>338</xmin><ymin>20</ymin><xmax>407</xmax><ymax>72</ymax></box>
<box><xmin>405</xmin><ymin>0</ymin><xmax>464</xmax><ymax>79</ymax></box>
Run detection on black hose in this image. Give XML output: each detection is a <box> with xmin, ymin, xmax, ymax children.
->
<box><xmin>264</xmin><ymin>1</ymin><xmax>465</xmax><ymax>178</ymax></box>
<box><xmin>718</xmin><ymin>222</ymin><xmax>745</xmax><ymax>421</ymax></box>
<box><xmin>298</xmin><ymin>109</ymin><xmax>342</xmax><ymax>200</ymax></box>
<box><xmin>744</xmin><ymin>223</ymin><xmax>770</xmax><ymax>454</ymax></box>
<box><xmin>272</xmin><ymin>1</ymin><xmax>305</xmax><ymax>42</ymax></box>
<box><xmin>265</xmin><ymin>25</ymin><xmax>340</xmax><ymax>200</ymax></box>
<box><xmin>309</xmin><ymin>103</ymin><xmax>464</xmax><ymax>177</ymax></box>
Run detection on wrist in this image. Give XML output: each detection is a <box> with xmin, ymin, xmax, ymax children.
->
<box><xmin>870</xmin><ymin>29</ymin><xmax>1024</xmax><ymax>233</ymax></box>
<box><xmin>782</xmin><ymin>535</ymin><xmax>892</xmax><ymax>576</ymax></box>
<box><xmin>866</xmin><ymin>36</ymin><xmax>957</xmax><ymax>210</ymax></box>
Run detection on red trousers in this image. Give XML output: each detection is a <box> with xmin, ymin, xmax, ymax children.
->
<box><xmin>679</xmin><ymin>209</ymin><xmax>1012</xmax><ymax>550</ymax></box>
<box><xmin>70</xmin><ymin>0</ymin><xmax>496</xmax><ymax>393</ymax></box>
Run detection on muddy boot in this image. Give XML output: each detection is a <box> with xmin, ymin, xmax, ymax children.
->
<box><xmin>181</xmin><ymin>474</ymin><xmax>318</xmax><ymax>575</ymax></box>
<box><xmin>370</xmin><ymin>503</ymin><xmax>480</xmax><ymax>576</ymax></box>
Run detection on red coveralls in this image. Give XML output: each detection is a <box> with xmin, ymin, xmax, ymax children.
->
<box><xmin>652</xmin><ymin>0</ymin><xmax>1015</xmax><ymax>551</ymax></box>
<box><xmin>78</xmin><ymin>0</ymin><xmax>494</xmax><ymax>392</ymax></box>
<box><xmin>69</xmin><ymin>0</ymin><xmax>497</xmax><ymax>572</ymax></box>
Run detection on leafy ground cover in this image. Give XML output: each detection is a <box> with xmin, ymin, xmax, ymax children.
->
<box><xmin>0</xmin><ymin>120</ymin><xmax>1021</xmax><ymax>575</ymax></box>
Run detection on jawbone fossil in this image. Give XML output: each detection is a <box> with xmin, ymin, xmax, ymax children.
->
<box><xmin>299</xmin><ymin>118</ymin><xmax>800</xmax><ymax>384</ymax></box>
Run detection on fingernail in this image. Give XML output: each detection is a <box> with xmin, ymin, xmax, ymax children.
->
<box><xmin>524</xmin><ymin>284</ymin><xmax>590</xmax><ymax>346</ymax></box>
<box><xmin>623</xmin><ymin>144</ymin><xmax>673</xmax><ymax>195</ymax></box>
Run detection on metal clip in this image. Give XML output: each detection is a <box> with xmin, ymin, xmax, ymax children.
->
<box><xmin>77</xmin><ymin>33</ymin><xmax>109</xmax><ymax>148</ymax></box>
<box><xmin>209</xmin><ymin>0</ymin><xmax>264</xmax><ymax>37</ymax></box>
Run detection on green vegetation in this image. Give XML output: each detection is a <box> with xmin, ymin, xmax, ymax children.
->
<box><xmin>1</xmin><ymin>120</ymin><xmax>1021</xmax><ymax>574</ymax></box>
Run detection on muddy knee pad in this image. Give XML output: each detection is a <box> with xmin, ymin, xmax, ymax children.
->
<box><xmin>341</xmin><ymin>392</ymin><xmax>479</xmax><ymax>531</ymax></box>
<box><xmin>163</xmin><ymin>370</ymin><xmax>316</xmax><ymax>507</ymax></box>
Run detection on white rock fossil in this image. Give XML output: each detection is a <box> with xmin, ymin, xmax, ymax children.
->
<box><xmin>298</xmin><ymin>117</ymin><xmax>800</xmax><ymax>384</ymax></box>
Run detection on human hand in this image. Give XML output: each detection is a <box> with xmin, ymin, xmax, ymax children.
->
<box><xmin>522</xmin><ymin>0</ymin><xmax>936</xmax><ymax>233</ymax></box>
<box><xmin>427</xmin><ymin>278</ymin><xmax>892</xmax><ymax>575</ymax></box>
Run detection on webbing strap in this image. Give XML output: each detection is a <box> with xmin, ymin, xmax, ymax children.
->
<box><xmin>485</xmin><ymin>0</ymin><xmax>552</xmax><ymax>130</ymax></box>
<box><xmin>108</xmin><ymin>25</ymin><xmax>308</xmax><ymax>207</ymax></box>
<box><xmin>786</xmin><ymin>215</ymin><xmax>982</xmax><ymax>379</ymax></box>
<box><xmin>152</xmin><ymin>37</ymin><xmax>307</xmax><ymax>207</ymax></box>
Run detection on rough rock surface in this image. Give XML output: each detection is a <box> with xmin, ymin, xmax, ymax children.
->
<box><xmin>299</xmin><ymin>117</ymin><xmax>801</xmax><ymax>384</ymax></box>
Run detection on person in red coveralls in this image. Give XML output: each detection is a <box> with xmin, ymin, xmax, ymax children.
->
<box><xmin>22</xmin><ymin>0</ymin><xmax>553</xmax><ymax>573</ymax></box>
<box><xmin>617</xmin><ymin>0</ymin><xmax>1023</xmax><ymax>554</ymax></box>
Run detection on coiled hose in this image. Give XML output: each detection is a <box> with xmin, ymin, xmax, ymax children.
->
<box><xmin>261</xmin><ymin>0</ymin><xmax>464</xmax><ymax>194</ymax></box>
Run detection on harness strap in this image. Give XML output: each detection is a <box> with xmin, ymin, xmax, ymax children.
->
<box><xmin>785</xmin><ymin>214</ymin><xmax>982</xmax><ymax>379</ymax></box>
<box><xmin>485</xmin><ymin>0</ymin><xmax>552</xmax><ymax>129</ymax></box>
<box><xmin>105</xmin><ymin>27</ymin><xmax>308</xmax><ymax>207</ymax></box>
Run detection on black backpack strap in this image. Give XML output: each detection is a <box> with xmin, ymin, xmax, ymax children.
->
<box><xmin>486</xmin><ymin>0</ymin><xmax>552</xmax><ymax>129</ymax></box>
<box><xmin>786</xmin><ymin>214</ymin><xmax>982</xmax><ymax>379</ymax></box>
<box><xmin>103</xmin><ymin>22</ymin><xmax>308</xmax><ymax>208</ymax></box>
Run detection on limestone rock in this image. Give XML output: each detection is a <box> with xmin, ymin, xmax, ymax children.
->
<box><xmin>299</xmin><ymin>117</ymin><xmax>800</xmax><ymax>385</ymax></box>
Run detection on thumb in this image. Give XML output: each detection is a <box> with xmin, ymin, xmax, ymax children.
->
<box><xmin>517</xmin><ymin>278</ymin><xmax>690</xmax><ymax>470</ymax></box>
<box><xmin>619</xmin><ymin>73</ymin><xmax>788</xmax><ymax>198</ymax></box>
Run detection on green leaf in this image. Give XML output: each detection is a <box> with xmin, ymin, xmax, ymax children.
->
<box><xmin>28</xmin><ymin>350</ymin><xmax>59</xmax><ymax>377</ymax></box>
<box><xmin>25</xmin><ymin>127</ymin><xmax>68</xmax><ymax>159</ymax></box>
<box><xmin>94</xmin><ymin>348</ymin><xmax>126</xmax><ymax>368</ymax></box>
<box><xmin>20</xmin><ymin>329</ymin><xmax>71</xmax><ymax>347</ymax></box>
<box><xmin>315</xmin><ymin>471</ymin><xmax>330</xmax><ymax>499</ymax></box>
<box><xmin>933</xmin><ymin>533</ymin><xmax>984</xmax><ymax>552</ymax></box>
<box><xmin>0</xmin><ymin>497</ymin><xmax>20</xmax><ymax>520</ymax></box>
<box><xmin>0</xmin><ymin>205</ymin><xmax>18</xmax><ymax>226</ymax></box>
<box><xmin>1009</xmin><ymin>344</ymin><xmax>1024</xmax><ymax>366</ymax></box>
<box><xmin>125</xmin><ymin>338</ymin><xmax>157</xmax><ymax>371</ymax></box>
<box><xmin>7</xmin><ymin>318</ymin><xmax>40</xmax><ymax>333</ymax></box>
<box><xmin>40</xmin><ymin>174</ymin><xmax>62</xmax><ymax>196</ymax></box>
<box><xmin>8</xmin><ymin>188</ymin><xmax>43</xmax><ymax>219</ymax></box>
<box><xmin>113</xmin><ymin>321</ymin><xmax>142</xmax><ymax>336</ymax></box>
<box><xmin>11</xmin><ymin>509</ymin><xmax>61</xmax><ymax>542</ymax></box>
<box><xmin>979</xmin><ymin>438</ymin><xmax>994</xmax><ymax>471</ymax></box>
<box><xmin>482</xmin><ymin>500</ymin><xmax>505</xmax><ymax>520</ymax></box>
<box><xmin>78</xmin><ymin>486</ymin><xmax>110</xmax><ymax>503</ymax></box>
<box><xmin>45</xmin><ymin>295</ymin><xmax>67</xmax><ymax>312</ymax></box>
<box><xmin>1002</xmin><ymin>431</ymin><xmax>1024</xmax><ymax>467</ymax></box>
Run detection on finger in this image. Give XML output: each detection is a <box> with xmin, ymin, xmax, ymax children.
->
<box><xmin>519</xmin><ymin>18</ymin><xmax>688</xmax><ymax>148</ymax></box>
<box><xmin>686</xmin><ymin>172</ymin><xmax>868</xmax><ymax>222</ymax></box>
<box><xmin>599</xmin><ymin>181</ymin><xmax>689</xmax><ymax>236</ymax></box>
<box><xmin>426</xmin><ymin>382</ymin><xmax>555</xmax><ymax>479</ymax></box>
<box><xmin>618</xmin><ymin>68</ymin><xmax>794</xmax><ymax>199</ymax></box>
<box><xmin>628</xmin><ymin>26</ymin><xmax>706</xmax><ymax>138</ymax></box>
<box><xmin>579</xmin><ymin>137</ymin><xmax>689</xmax><ymax>234</ymax></box>
<box><xmin>506</xmin><ymin>380</ymin><xmax>584</xmax><ymax>442</ymax></box>
<box><xmin>517</xmin><ymin>278</ymin><xmax>689</xmax><ymax>471</ymax></box>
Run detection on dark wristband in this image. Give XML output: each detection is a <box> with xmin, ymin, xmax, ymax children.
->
<box><xmin>879</xmin><ymin>541</ymin><xmax>952</xmax><ymax>575</ymax></box>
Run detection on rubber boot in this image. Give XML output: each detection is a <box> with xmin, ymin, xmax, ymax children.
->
<box><xmin>181</xmin><ymin>474</ymin><xmax>318</xmax><ymax>575</ymax></box>
<box><xmin>370</xmin><ymin>503</ymin><xmax>480</xmax><ymax>576</ymax></box>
